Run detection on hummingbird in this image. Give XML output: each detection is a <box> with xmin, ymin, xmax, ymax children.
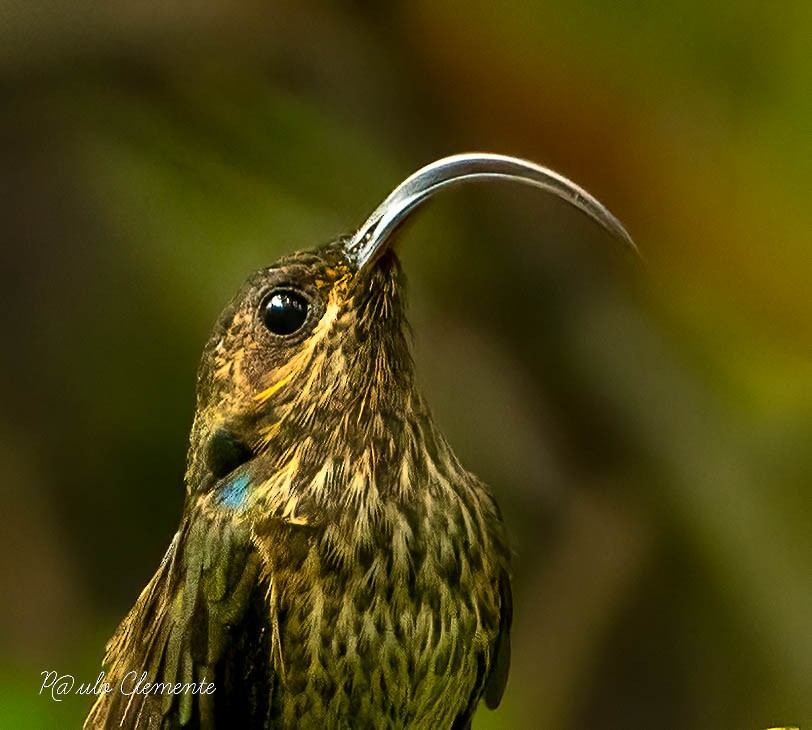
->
<box><xmin>85</xmin><ymin>154</ymin><xmax>635</xmax><ymax>729</ymax></box>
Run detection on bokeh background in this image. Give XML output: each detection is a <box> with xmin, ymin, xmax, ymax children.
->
<box><xmin>1</xmin><ymin>2</ymin><xmax>810</xmax><ymax>728</ymax></box>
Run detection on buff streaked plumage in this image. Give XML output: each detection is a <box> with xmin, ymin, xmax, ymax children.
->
<box><xmin>85</xmin><ymin>243</ymin><xmax>511</xmax><ymax>729</ymax></box>
<box><xmin>86</xmin><ymin>152</ymin><xmax>635</xmax><ymax>729</ymax></box>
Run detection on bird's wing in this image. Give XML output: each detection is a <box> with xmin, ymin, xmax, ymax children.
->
<box><xmin>483</xmin><ymin>569</ymin><xmax>512</xmax><ymax>708</ymax></box>
<box><xmin>452</xmin><ymin>568</ymin><xmax>513</xmax><ymax>729</ymax></box>
<box><xmin>84</xmin><ymin>502</ymin><xmax>272</xmax><ymax>729</ymax></box>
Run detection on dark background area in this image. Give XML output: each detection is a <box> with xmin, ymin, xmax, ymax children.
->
<box><xmin>1</xmin><ymin>2</ymin><xmax>810</xmax><ymax>727</ymax></box>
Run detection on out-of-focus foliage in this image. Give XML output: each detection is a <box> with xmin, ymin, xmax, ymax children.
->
<box><xmin>1</xmin><ymin>2</ymin><xmax>809</xmax><ymax>728</ymax></box>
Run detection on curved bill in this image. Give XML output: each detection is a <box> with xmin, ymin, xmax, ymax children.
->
<box><xmin>344</xmin><ymin>152</ymin><xmax>637</xmax><ymax>272</ymax></box>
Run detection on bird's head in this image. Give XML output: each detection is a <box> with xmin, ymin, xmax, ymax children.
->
<box><xmin>183</xmin><ymin>153</ymin><xmax>636</xmax><ymax>520</ymax></box>
<box><xmin>186</xmin><ymin>238</ymin><xmax>416</xmax><ymax>500</ymax></box>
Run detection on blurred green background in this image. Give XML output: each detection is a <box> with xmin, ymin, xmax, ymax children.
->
<box><xmin>1</xmin><ymin>2</ymin><xmax>810</xmax><ymax>728</ymax></box>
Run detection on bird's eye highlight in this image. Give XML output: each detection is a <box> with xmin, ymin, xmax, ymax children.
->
<box><xmin>260</xmin><ymin>289</ymin><xmax>310</xmax><ymax>336</ymax></box>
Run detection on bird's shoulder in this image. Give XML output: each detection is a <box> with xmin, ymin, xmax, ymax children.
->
<box><xmin>84</xmin><ymin>499</ymin><xmax>272</xmax><ymax>729</ymax></box>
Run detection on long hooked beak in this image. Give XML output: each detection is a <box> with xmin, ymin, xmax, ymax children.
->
<box><xmin>344</xmin><ymin>152</ymin><xmax>637</xmax><ymax>272</ymax></box>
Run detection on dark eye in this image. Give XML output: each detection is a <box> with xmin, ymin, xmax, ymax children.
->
<box><xmin>260</xmin><ymin>289</ymin><xmax>310</xmax><ymax>336</ymax></box>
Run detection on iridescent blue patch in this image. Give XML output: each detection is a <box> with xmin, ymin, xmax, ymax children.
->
<box><xmin>219</xmin><ymin>474</ymin><xmax>250</xmax><ymax>508</ymax></box>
